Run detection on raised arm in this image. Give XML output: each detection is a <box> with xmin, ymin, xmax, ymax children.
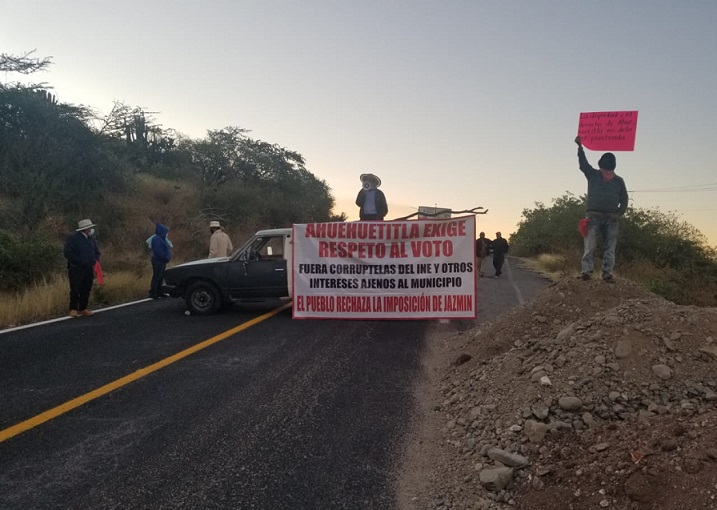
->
<box><xmin>575</xmin><ymin>135</ymin><xmax>596</xmax><ymax>177</ymax></box>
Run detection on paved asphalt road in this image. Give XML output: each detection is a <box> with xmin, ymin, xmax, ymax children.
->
<box><xmin>0</xmin><ymin>256</ymin><xmax>549</xmax><ymax>510</ymax></box>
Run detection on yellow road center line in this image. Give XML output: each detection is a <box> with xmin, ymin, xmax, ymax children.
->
<box><xmin>0</xmin><ymin>303</ymin><xmax>292</xmax><ymax>444</ymax></box>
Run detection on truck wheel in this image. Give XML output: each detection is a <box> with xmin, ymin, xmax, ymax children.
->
<box><xmin>185</xmin><ymin>281</ymin><xmax>222</xmax><ymax>315</ymax></box>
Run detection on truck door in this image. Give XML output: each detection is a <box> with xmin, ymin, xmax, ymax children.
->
<box><xmin>226</xmin><ymin>235</ymin><xmax>289</xmax><ymax>299</ymax></box>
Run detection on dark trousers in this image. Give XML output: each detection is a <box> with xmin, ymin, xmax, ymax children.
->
<box><xmin>149</xmin><ymin>260</ymin><xmax>166</xmax><ymax>298</ymax></box>
<box><xmin>68</xmin><ymin>265</ymin><xmax>94</xmax><ymax>311</ymax></box>
<box><xmin>493</xmin><ymin>254</ymin><xmax>506</xmax><ymax>276</ymax></box>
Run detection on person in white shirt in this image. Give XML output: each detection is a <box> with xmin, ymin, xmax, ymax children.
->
<box><xmin>208</xmin><ymin>220</ymin><xmax>234</xmax><ymax>258</ymax></box>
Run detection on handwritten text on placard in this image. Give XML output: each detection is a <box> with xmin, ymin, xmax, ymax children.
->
<box><xmin>578</xmin><ymin>111</ymin><xmax>638</xmax><ymax>151</ymax></box>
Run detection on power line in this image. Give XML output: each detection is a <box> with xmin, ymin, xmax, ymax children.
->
<box><xmin>629</xmin><ymin>182</ymin><xmax>717</xmax><ymax>193</ymax></box>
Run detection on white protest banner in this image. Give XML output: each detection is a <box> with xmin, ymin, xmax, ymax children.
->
<box><xmin>292</xmin><ymin>216</ymin><xmax>476</xmax><ymax>320</ymax></box>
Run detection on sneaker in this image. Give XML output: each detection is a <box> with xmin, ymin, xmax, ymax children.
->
<box><xmin>69</xmin><ymin>309</ymin><xmax>79</xmax><ymax>318</ymax></box>
<box><xmin>581</xmin><ymin>273</ymin><xmax>591</xmax><ymax>281</ymax></box>
<box><xmin>79</xmin><ymin>309</ymin><xmax>94</xmax><ymax>316</ymax></box>
<box><xmin>603</xmin><ymin>275</ymin><xmax>615</xmax><ymax>284</ymax></box>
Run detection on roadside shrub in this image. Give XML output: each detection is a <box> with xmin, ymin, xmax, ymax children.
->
<box><xmin>0</xmin><ymin>229</ymin><xmax>63</xmax><ymax>292</ymax></box>
<box><xmin>514</xmin><ymin>194</ymin><xmax>717</xmax><ymax>306</ymax></box>
<box><xmin>618</xmin><ymin>208</ymin><xmax>712</xmax><ymax>269</ymax></box>
<box><xmin>510</xmin><ymin>193</ymin><xmax>584</xmax><ymax>257</ymax></box>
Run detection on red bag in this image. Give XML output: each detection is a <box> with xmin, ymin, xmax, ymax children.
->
<box><xmin>94</xmin><ymin>261</ymin><xmax>105</xmax><ymax>285</ymax></box>
<box><xmin>578</xmin><ymin>218</ymin><xmax>590</xmax><ymax>238</ymax></box>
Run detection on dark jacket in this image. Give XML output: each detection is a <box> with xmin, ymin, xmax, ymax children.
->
<box><xmin>355</xmin><ymin>188</ymin><xmax>388</xmax><ymax>220</ymax></box>
<box><xmin>476</xmin><ymin>237</ymin><xmax>492</xmax><ymax>257</ymax></box>
<box><xmin>491</xmin><ymin>237</ymin><xmax>509</xmax><ymax>256</ymax></box>
<box><xmin>64</xmin><ymin>231</ymin><xmax>100</xmax><ymax>268</ymax></box>
<box><xmin>150</xmin><ymin>223</ymin><xmax>172</xmax><ymax>263</ymax></box>
<box><xmin>578</xmin><ymin>147</ymin><xmax>629</xmax><ymax>215</ymax></box>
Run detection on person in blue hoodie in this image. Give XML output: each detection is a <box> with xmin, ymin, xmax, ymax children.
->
<box><xmin>149</xmin><ymin>223</ymin><xmax>172</xmax><ymax>299</ymax></box>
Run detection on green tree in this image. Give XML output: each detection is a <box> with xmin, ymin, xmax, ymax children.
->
<box><xmin>0</xmin><ymin>229</ymin><xmax>63</xmax><ymax>291</ymax></box>
<box><xmin>618</xmin><ymin>208</ymin><xmax>713</xmax><ymax>269</ymax></box>
<box><xmin>512</xmin><ymin>192</ymin><xmax>715</xmax><ymax>269</ymax></box>
<box><xmin>184</xmin><ymin>127</ymin><xmax>341</xmax><ymax>226</ymax></box>
<box><xmin>0</xmin><ymin>53</ymin><xmax>127</xmax><ymax>230</ymax></box>
<box><xmin>510</xmin><ymin>193</ymin><xmax>585</xmax><ymax>256</ymax></box>
<box><xmin>0</xmin><ymin>85</ymin><xmax>127</xmax><ymax>228</ymax></box>
<box><xmin>512</xmin><ymin>193</ymin><xmax>717</xmax><ymax>305</ymax></box>
<box><xmin>96</xmin><ymin>101</ymin><xmax>178</xmax><ymax>171</ymax></box>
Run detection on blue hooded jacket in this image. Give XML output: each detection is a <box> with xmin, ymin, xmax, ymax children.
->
<box><xmin>150</xmin><ymin>223</ymin><xmax>172</xmax><ymax>263</ymax></box>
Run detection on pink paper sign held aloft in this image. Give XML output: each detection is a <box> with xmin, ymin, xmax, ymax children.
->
<box><xmin>578</xmin><ymin>111</ymin><xmax>638</xmax><ymax>151</ymax></box>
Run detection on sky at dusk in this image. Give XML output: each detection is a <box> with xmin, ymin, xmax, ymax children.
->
<box><xmin>2</xmin><ymin>1</ymin><xmax>716</xmax><ymax>245</ymax></box>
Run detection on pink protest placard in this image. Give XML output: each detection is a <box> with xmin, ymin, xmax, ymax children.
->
<box><xmin>578</xmin><ymin>111</ymin><xmax>638</xmax><ymax>151</ymax></box>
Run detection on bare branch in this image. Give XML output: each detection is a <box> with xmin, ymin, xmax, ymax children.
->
<box><xmin>0</xmin><ymin>50</ymin><xmax>53</xmax><ymax>75</ymax></box>
<box><xmin>391</xmin><ymin>207</ymin><xmax>489</xmax><ymax>221</ymax></box>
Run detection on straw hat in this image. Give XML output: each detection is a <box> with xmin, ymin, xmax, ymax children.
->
<box><xmin>76</xmin><ymin>219</ymin><xmax>96</xmax><ymax>231</ymax></box>
<box><xmin>359</xmin><ymin>173</ymin><xmax>381</xmax><ymax>187</ymax></box>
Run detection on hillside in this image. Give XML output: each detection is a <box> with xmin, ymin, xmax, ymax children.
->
<box><xmin>413</xmin><ymin>277</ymin><xmax>717</xmax><ymax>510</ymax></box>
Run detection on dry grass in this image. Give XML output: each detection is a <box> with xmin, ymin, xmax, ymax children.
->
<box><xmin>518</xmin><ymin>252</ymin><xmax>579</xmax><ymax>281</ymax></box>
<box><xmin>0</xmin><ymin>275</ymin><xmax>70</xmax><ymax>329</ymax></box>
<box><xmin>620</xmin><ymin>259</ymin><xmax>716</xmax><ymax>307</ymax></box>
<box><xmin>0</xmin><ymin>269</ymin><xmax>152</xmax><ymax>330</ymax></box>
<box><xmin>0</xmin><ymin>174</ymin><xmax>276</xmax><ymax>331</ymax></box>
<box><xmin>92</xmin><ymin>269</ymin><xmax>152</xmax><ymax>306</ymax></box>
<box><xmin>526</xmin><ymin>252</ymin><xmax>716</xmax><ymax>307</ymax></box>
<box><xmin>525</xmin><ymin>251</ymin><xmax>633</xmax><ymax>283</ymax></box>
<box><xmin>106</xmin><ymin>174</ymin><xmax>206</xmax><ymax>260</ymax></box>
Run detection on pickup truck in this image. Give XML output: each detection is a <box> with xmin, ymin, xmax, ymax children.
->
<box><xmin>162</xmin><ymin>228</ymin><xmax>293</xmax><ymax>315</ymax></box>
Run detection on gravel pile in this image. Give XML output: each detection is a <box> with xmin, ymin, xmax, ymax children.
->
<box><xmin>420</xmin><ymin>277</ymin><xmax>717</xmax><ymax>510</ymax></box>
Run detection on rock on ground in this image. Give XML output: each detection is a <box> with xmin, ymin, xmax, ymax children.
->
<box><xmin>403</xmin><ymin>276</ymin><xmax>717</xmax><ymax>510</ymax></box>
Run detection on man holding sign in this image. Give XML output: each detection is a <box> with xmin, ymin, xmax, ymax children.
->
<box><xmin>574</xmin><ymin>136</ymin><xmax>629</xmax><ymax>283</ymax></box>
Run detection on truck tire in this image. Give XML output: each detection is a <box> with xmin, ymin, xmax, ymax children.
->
<box><xmin>185</xmin><ymin>281</ymin><xmax>222</xmax><ymax>315</ymax></box>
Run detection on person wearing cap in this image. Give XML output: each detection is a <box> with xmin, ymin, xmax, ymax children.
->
<box><xmin>491</xmin><ymin>231</ymin><xmax>509</xmax><ymax>277</ymax></box>
<box><xmin>63</xmin><ymin>219</ymin><xmax>101</xmax><ymax>317</ymax></box>
<box><xmin>208</xmin><ymin>220</ymin><xmax>234</xmax><ymax>258</ymax></box>
<box><xmin>574</xmin><ymin>136</ymin><xmax>629</xmax><ymax>283</ymax></box>
<box><xmin>475</xmin><ymin>231</ymin><xmax>492</xmax><ymax>277</ymax></box>
<box><xmin>355</xmin><ymin>173</ymin><xmax>388</xmax><ymax>221</ymax></box>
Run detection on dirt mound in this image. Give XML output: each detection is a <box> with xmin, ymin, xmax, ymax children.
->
<box><xmin>426</xmin><ymin>277</ymin><xmax>717</xmax><ymax>510</ymax></box>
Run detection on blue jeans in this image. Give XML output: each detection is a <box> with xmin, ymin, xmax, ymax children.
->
<box><xmin>581</xmin><ymin>213</ymin><xmax>619</xmax><ymax>278</ymax></box>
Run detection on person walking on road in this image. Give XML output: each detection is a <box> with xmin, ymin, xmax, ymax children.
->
<box><xmin>491</xmin><ymin>232</ymin><xmax>509</xmax><ymax>278</ymax></box>
<box><xmin>574</xmin><ymin>136</ymin><xmax>629</xmax><ymax>283</ymax></box>
<box><xmin>209</xmin><ymin>220</ymin><xmax>234</xmax><ymax>258</ymax></box>
<box><xmin>63</xmin><ymin>219</ymin><xmax>101</xmax><ymax>317</ymax></box>
<box><xmin>149</xmin><ymin>223</ymin><xmax>172</xmax><ymax>299</ymax></box>
<box><xmin>475</xmin><ymin>231</ymin><xmax>492</xmax><ymax>277</ymax></box>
